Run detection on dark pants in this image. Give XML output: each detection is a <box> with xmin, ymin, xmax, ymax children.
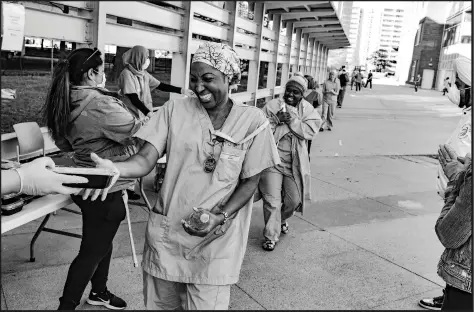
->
<box><xmin>337</xmin><ymin>86</ymin><xmax>346</xmax><ymax>107</ymax></box>
<box><xmin>441</xmin><ymin>285</ymin><xmax>473</xmax><ymax>311</ymax></box>
<box><xmin>307</xmin><ymin>140</ymin><xmax>312</xmax><ymax>160</ymax></box>
<box><xmin>58</xmin><ymin>191</ymin><xmax>126</xmax><ymax>310</ymax></box>
<box><xmin>365</xmin><ymin>80</ymin><xmax>372</xmax><ymax>89</ymax></box>
<box><xmin>414</xmin><ymin>83</ymin><xmax>419</xmax><ymax>92</ymax></box>
<box><xmin>443</xmin><ymin>88</ymin><xmax>448</xmax><ymax>95</ymax></box>
<box><xmin>356</xmin><ymin>82</ymin><xmax>361</xmax><ymax>91</ymax></box>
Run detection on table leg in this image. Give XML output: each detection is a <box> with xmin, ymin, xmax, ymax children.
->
<box><xmin>30</xmin><ymin>214</ymin><xmax>51</xmax><ymax>262</ymax></box>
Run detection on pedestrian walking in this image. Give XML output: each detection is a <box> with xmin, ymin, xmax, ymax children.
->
<box><xmin>82</xmin><ymin>42</ymin><xmax>281</xmax><ymax>310</ymax></box>
<box><xmin>350</xmin><ymin>68</ymin><xmax>357</xmax><ymax>90</ymax></box>
<box><xmin>42</xmin><ymin>48</ymin><xmax>150</xmax><ymax>310</ymax></box>
<box><xmin>337</xmin><ymin>68</ymin><xmax>349</xmax><ymax>108</ymax></box>
<box><xmin>320</xmin><ymin>70</ymin><xmax>340</xmax><ymax>131</ymax></box>
<box><xmin>365</xmin><ymin>70</ymin><xmax>373</xmax><ymax>89</ymax></box>
<box><xmin>442</xmin><ymin>77</ymin><xmax>451</xmax><ymax>96</ymax></box>
<box><xmin>258</xmin><ymin>74</ymin><xmax>321</xmax><ymax>251</ymax></box>
<box><xmin>414</xmin><ymin>74</ymin><xmax>421</xmax><ymax>92</ymax></box>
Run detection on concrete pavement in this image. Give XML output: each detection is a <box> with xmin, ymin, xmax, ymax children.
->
<box><xmin>1</xmin><ymin>84</ymin><xmax>462</xmax><ymax>310</ymax></box>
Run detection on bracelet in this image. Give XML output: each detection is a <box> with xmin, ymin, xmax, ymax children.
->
<box><xmin>217</xmin><ymin>210</ymin><xmax>229</xmax><ymax>225</ymax></box>
<box><xmin>13</xmin><ymin>168</ymin><xmax>23</xmax><ymax>194</ymax></box>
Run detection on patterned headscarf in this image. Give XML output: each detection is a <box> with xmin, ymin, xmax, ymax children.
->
<box><xmin>454</xmin><ymin>54</ymin><xmax>471</xmax><ymax>86</ymax></box>
<box><xmin>192</xmin><ymin>42</ymin><xmax>241</xmax><ymax>85</ymax></box>
<box><xmin>286</xmin><ymin>75</ymin><xmax>308</xmax><ymax>94</ymax></box>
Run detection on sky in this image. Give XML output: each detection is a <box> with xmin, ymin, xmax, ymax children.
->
<box><xmin>354</xmin><ymin>1</ymin><xmax>410</xmax><ymax>10</ymax></box>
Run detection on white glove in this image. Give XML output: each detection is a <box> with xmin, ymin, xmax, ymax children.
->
<box><xmin>181</xmin><ymin>88</ymin><xmax>197</xmax><ymax>98</ymax></box>
<box><xmin>143</xmin><ymin>111</ymin><xmax>153</xmax><ymax>123</ymax></box>
<box><xmin>14</xmin><ymin>157</ymin><xmax>89</xmax><ymax>196</ymax></box>
<box><xmin>80</xmin><ymin>153</ymin><xmax>120</xmax><ymax>202</ymax></box>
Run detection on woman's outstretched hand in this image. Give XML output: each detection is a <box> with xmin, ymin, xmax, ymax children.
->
<box><xmin>80</xmin><ymin>153</ymin><xmax>120</xmax><ymax>201</ymax></box>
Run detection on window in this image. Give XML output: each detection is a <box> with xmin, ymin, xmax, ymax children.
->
<box><xmin>410</xmin><ymin>60</ymin><xmax>417</xmax><ymax>81</ymax></box>
<box><xmin>443</xmin><ymin>24</ymin><xmax>461</xmax><ymax>47</ymax></box>
<box><xmin>415</xmin><ymin>23</ymin><xmax>422</xmax><ymax>45</ymax></box>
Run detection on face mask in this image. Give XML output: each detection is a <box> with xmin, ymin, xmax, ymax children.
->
<box><xmin>447</xmin><ymin>84</ymin><xmax>460</xmax><ymax>106</ymax></box>
<box><xmin>142</xmin><ymin>58</ymin><xmax>150</xmax><ymax>71</ymax></box>
<box><xmin>97</xmin><ymin>73</ymin><xmax>106</xmax><ymax>88</ymax></box>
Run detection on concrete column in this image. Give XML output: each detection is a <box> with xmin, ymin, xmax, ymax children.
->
<box><xmin>301</xmin><ymin>33</ymin><xmax>309</xmax><ymax>73</ymax></box>
<box><xmin>249</xmin><ymin>2</ymin><xmax>266</xmax><ymax>106</ymax></box>
<box><xmin>225</xmin><ymin>1</ymin><xmax>238</xmax><ymax>49</ymax></box>
<box><xmin>79</xmin><ymin>1</ymin><xmax>106</xmax><ymax>50</ymax></box>
<box><xmin>294</xmin><ymin>27</ymin><xmax>302</xmax><ymax>71</ymax></box>
<box><xmin>267</xmin><ymin>14</ymin><xmax>281</xmax><ymax>95</ymax></box>
<box><xmin>282</xmin><ymin>21</ymin><xmax>294</xmax><ymax>86</ymax></box>
<box><xmin>170</xmin><ymin>1</ymin><xmax>194</xmax><ymax>99</ymax></box>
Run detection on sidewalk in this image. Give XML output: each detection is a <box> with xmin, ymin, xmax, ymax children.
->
<box><xmin>1</xmin><ymin>85</ymin><xmax>460</xmax><ymax>310</ymax></box>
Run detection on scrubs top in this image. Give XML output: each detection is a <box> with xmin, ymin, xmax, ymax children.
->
<box><xmin>134</xmin><ymin>97</ymin><xmax>280</xmax><ymax>285</ymax></box>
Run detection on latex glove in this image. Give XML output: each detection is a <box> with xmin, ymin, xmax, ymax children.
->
<box><xmin>181</xmin><ymin>88</ymin><xmax>196</xmax><ymax>98</ymax></box>
<box><xmin>438</xmin><ymin>144</ymin><xmax>464</xmax><ymax>181</ymax></box>
<box><xmin>80</xmin><ymin>153</ymin><xmax>120</xmax><ymax>202</ymax></box>
<box><xmin>15</xmin><ymin>157</ymin><xmax>89</xmax><ymax>196</ymax></box>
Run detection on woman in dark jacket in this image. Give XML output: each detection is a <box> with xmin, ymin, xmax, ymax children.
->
<box><xmin>42</xmin><ymin>48</ymin><xmax>147</xmax><ymax>310</ymax></box>
<box><xmin>436</xmin><ymin>144</ymin><xmax>472</xmax><ymax>311</ymax></box>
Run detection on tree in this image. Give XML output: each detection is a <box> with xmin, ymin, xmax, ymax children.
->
<box><xmin>368</xmin><ymin>49</ymin><xmax>396</xmax><ymax>72</ymax></box>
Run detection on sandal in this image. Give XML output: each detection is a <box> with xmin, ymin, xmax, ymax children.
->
<box><xmin>281</xmin><ymin>222</ymin><xmax>289</xmax><ymax>234</ymax></box>
<box><xmin>262</xmin><ymin>240</ymin><xmax>276</xmax><ymax>251</ymax></box>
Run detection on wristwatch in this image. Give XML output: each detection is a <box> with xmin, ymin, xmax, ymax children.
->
<box><xmin>216</xmin><ymin>210</ymin><xmax>229</xmax><ymax>225</ymax></box>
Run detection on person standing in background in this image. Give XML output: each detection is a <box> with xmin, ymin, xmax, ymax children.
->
<box><xmin>118</xmin><ymin>45</ymin><xmax>194</xmax><ymax>200</ymax></box>
<box><xmin>355</xmin><ymin>69</ymin><xmax>363</xmax><ymax>92</ymax></box>
<box><xmin>350</xmin><ymin>68</ymin><xmax>357</xmax><ymax>90</ymax></box>
<box><xmin>303</xmin><ymin>75</ymin><xmax>323</xmax><ymax>160</ymax></box>
<box><xmin>337</xmin><ymin>68</ymin><xmax>349</xmax><ymax>108</ymax></box>
<box><xmin>320</xmin><ymin>70</ymin><xmax>340</xmax><ymax>132</ymax></box>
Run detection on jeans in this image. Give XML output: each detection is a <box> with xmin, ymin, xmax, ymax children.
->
<box><xmin>337</xmin><ymin>86</ymin><xmax>346</xmax><ymax>107</ymax></box>
<box><xmin>259</xmin><ymin>169</ymin><xmax>301</xmax><ymax>242</ymax></box>
<box><xmin>58</xmin><ymin>191</ymin><xmax>126</xmax><ymax>310</ymax></box>
<box><xmin>321</xmin><ymin>101</ymin><xmax>335</xmax><ymax>129</ymax></box>
<box><xmin>365</xmin><ymin>80</ymin><xmax>372</xmax><ymax>89</ymax></box>
<box><xmin>441</xmin><ymin>284</ymin><xmax>473</xmax><ymax>311</ymax></box>
<box><xmin>356</xmin><ymin>82</ymin><xmax>362</xmax><ymax>91</ymax></box>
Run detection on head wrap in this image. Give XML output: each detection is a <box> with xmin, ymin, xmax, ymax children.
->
<box><xmin>192</xmin><ymin>42</ymin><xmax>241</xmax><ymax>85</ymax></box>
<box><xmin>122</xmin><ymin>45</ymin><xmax>148</xmax><ymax>76</ymax></box>
<box><xmin>454</xmin><ymin>54</ymin><xmax>471</xmax><ymax>86</ymax></box>
<box><xmin>286</xmin><ymin>75</ymin><xmax>308</xmax><ymax>93</ymax></box>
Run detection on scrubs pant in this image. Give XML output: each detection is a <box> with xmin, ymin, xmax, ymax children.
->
<box><xmin>321</xmin><ymin>101</ymin><xmax>335</xmax><ymax>130</ymax></box>
<box><xmin>260</xmin><ymin>169</ymin><xmax>301</xmax><ymax>242</ymax></box>
<box><xmin>143</xmin><ymin>270</ymin><xmax>231</xmax><ymax>310</ymax></box>
<box><xmin>58</xmin><ymin>191</ymin><xmax>126</xmax><ymax>309</ymax></box>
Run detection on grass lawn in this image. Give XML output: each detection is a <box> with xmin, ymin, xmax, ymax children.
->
<box><xmin>1</xmin><ymin>73</ymin><xmax>170</xmax><ymax>134</ymax></box>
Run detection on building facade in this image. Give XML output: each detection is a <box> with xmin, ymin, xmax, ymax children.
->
<box><xmin>406</xmin><ymin>1</ymin><xmax>451</xmax><ymax>89</ymax></box>
<box><xmin>436</xmin><ymin>1</ymin><xmax>472</xmax><ymax>91</ymax></box>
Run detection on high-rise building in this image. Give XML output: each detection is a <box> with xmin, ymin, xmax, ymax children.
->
<box><xmin>328</xmin><ymin>1</ymin><xmax>363</xmax><ymax>69</ymax></box>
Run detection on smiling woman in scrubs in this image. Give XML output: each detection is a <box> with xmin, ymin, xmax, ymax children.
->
<box><xmin>259</xmin><ymin>75</ymin><xmax>322</xmax><ymax>251</ymax></box>
<box><xmin>81</xmin><ymin>42</ymin><xmax>280</xmax><ymax>310</ymax></box>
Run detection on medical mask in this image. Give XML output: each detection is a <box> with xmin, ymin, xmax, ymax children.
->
<box><xmin>447</xmin><ymin>85</ymin><xmax>460</xmax><ymax>106</ymax></box>
<box><xmin>142</xmin><ymin>58</ymin><xmax>150</xmax><ymax>71</ymax></box>
<box><xmin>97</xmin><ymin>73</ymin><xmax>106</xmax><ymax>88</ymax></box>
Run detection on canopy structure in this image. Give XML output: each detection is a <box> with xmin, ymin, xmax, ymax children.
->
<box><xmin>266</xmin><ymin>1</ymin><xmax>350</xmax><ymax>49</ymax></box>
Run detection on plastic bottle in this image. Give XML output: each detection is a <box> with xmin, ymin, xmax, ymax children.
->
<box><xmin>184</xmin><ymin>208</ymin><xmax>210</xmax><ymax>231</ymax></box>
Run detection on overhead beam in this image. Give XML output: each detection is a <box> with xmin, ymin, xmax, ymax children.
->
<box><xmin>309</xmin><ymin>31</ymin><xmax>344</xmax><ymax>38</ymax></box>
<box><xmin>281</xmin><ymin>10</ymin><xmax>335</xmax><ymax>20</ymax></box>
<box><xmin>265</xmin><ymin>1</ymin><xmax>328</xmax><ymax>11</ymax></box>
<box><xmin>304</xmin><ymin>5</ymin><xmax>311</xmax><ymax>11</ymax></box>
<box><xmin>301</xmin><ymin>26</ymin><xmax>342</xmax><ymax>34</ymax></box>
<box><xmin>293</xmin><ymin>20</ymin><xmax>339</xmax><ymax>27</ymax></box>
